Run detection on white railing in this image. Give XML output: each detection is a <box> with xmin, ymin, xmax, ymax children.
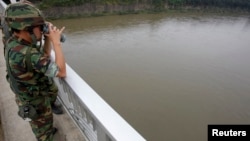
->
<box><xmin>0</xmin><ymin>1</ymin><xmax>6</xmax><ymax>9</ymax></box>
<box><xmin>0</xmin><ymin>1</ymin><xmax>146</xmax><ymax>141</ymax></box>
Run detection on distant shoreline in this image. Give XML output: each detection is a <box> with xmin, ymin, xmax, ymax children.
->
<box><xmin>40</xmin><ymin>4</ymin><xmax>250</xmax><ymax>20</ymax></box>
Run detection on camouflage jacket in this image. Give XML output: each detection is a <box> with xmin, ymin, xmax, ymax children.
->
<box><xmin>5</xmin><ymin>36</ymin><xmax>59</xmax><ymax>100</ymax></box>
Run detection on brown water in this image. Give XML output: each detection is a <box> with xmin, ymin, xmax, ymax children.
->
<box><xmin>53</xmin><ymin>13</ymin><xmax>250</xmax><ymax>141</ymax></box>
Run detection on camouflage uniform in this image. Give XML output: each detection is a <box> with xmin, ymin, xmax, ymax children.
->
<box><xmin>4</xmin><ymin>2</ymin><xmax>59</xmax><ymax>141</ymax></box>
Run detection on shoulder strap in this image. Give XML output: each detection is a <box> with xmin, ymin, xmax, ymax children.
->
<box><xmin>25</xmin><ymin>46</ymin><xmax>33</xmax><ymax>72</ymax></box>
<box><xmin>25</xmin><ymin>33</ymin><xmax>38</xmax><ymax>73</ymax></box>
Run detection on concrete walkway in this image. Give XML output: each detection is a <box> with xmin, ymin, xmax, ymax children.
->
<box><xmin>0</xmin><ymin>33</ymin><xmax>86</xmax><ymax>141</ymax></box>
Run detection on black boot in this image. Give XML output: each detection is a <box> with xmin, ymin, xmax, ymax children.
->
<box><xmin>52</xmin><ymin>127</ymin><xmax>58</xmax><ymax>135</ymax></box>
<box><xmin>51</xmin><ymin>103</ymin><xmax>63</xmax><ymax>115</ymax></box>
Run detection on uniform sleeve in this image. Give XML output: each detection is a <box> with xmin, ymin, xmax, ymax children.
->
<box><xmin>30</xmin><ymin>48</ymin><xmax>59</xmax><ymax>77</ymax></box>
<box><xmin>45</xmin><ymin>62</ymin><xmax>59</xmax><ymax>77</ymax></box>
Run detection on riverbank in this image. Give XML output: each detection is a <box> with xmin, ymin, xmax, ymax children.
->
<box><xmin>38</xmin><ymin>3</ymin><xmax>250</xmax><ymax>20</ymax></box>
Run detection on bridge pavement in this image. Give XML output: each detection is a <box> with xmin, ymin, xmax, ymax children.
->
<box><xmin>0</xmin><ymin>32</ymin><xmax>86</xmax><ymax>141</ymax></box>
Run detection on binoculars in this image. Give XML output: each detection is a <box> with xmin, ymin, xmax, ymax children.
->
<box><xmin>42</xmin><ymin>23</ymin><xmax>66</xmax><ymax>43</ymax></box>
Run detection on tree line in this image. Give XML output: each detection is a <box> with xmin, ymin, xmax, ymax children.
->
<box><xmin>2</xmin><ymin>0</ymin><xmax>248</xmax><ymax>11</ymax></box>
<box><xmin>38</xmin><ymin>0</ymin><xmax>250</xmax><ymax>10</ymax></box>
<box><xmin>169</xmin><ymin>0</ymin><xmax>250</xmax><ymax>9</ymax></box>
<box><xmin>3</xmin><ymin>0</ymin><xmax>250</xmax><ymax>10</ymax></box>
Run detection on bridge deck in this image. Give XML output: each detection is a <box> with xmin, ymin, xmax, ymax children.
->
<box><xmin>0</xmin><ymin>33</ymin><xmax>86</xmax><ymax>141</ymax></box>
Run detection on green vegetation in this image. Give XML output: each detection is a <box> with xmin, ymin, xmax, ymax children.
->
<box><xmin>37</xmin><ymin>0</ymin><xmax>250</xmax><ymax>19</ymax></box>
<box><xmin>39</xmin><ymin>0</ymin><xmax>250</xmax><ymax>10</ymax></box>
<box><xmin>40</xmin><ymin>0</ymin><xmax>138</xmax><ymax>7</ymax></box>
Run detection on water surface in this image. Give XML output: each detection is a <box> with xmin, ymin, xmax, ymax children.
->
<box><xmin>53</xmin><ymin>13</ymin><xmax>250</xmax><ymax>141</ymax></box>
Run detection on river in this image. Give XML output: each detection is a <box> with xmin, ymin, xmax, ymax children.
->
<box><xmin>52</xmin><ymin>12</ymin><xmax>250</xmax><ymax>141</ymax></box>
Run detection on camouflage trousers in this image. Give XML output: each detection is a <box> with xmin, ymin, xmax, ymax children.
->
<box><xmin>15</xmin><ymin>90</ymin><xmax>57</xmax><ymax>141</ymax></box>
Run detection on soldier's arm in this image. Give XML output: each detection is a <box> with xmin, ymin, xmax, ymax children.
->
<box><xmin>53</xmin><ymin>42</ymin><xmax>66</xmax><ymax>77</ymax></box>
<box><xmin>31</xmin><ymin>50</ymin><xmax>59</xmax><ymax>78</ymax></box>
<box><xmin>43</xmin><ymin>36</ymin><xmax>51</xmax><ymax>56</ymax></box>
<box><xmin>46</xmin><ymin>25</ymin><xmax>66</xmax><ymax>78</ymax></box>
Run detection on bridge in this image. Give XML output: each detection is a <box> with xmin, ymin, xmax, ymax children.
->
<box><xmin>0</xmin><ymin>1</ymin><xmax>146</xmax><ymax>141</ymax></box>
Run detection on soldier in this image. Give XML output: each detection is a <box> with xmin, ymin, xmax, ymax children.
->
<box><xmin>4</xmin><ymin>2</ymin><xmax>66</xmax><ymax>141</ymax></box>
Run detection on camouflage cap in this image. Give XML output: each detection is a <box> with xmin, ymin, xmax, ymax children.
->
<box><xmin>5</xmin><ymin>2</ymin><xmax>45</xmax><ymax>30</ymax></box>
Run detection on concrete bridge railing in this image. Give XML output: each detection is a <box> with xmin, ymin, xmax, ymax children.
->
<box><xmin>0</xmin><ymin>1</ymin><xmax>146</xmax><ymax>141</ymax></box>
